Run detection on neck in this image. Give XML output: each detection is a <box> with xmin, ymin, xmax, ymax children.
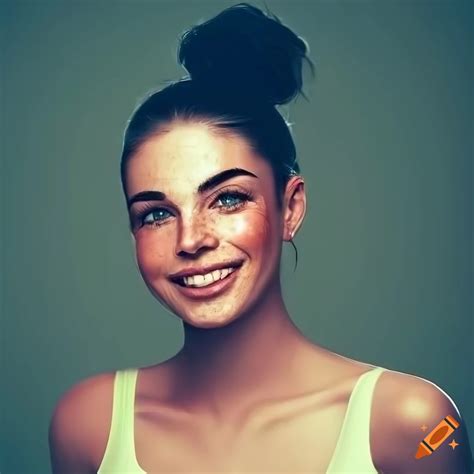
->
<box><xmin>168</xmin><ymin>277</ymin><xmax>316</xmax><ymax>420</ymax></box>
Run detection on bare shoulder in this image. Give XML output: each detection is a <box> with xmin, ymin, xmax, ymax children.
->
<box><xmin>48</xmin><ymin>370</ymin><xmax>116</xmax><ymax>473</ymax></box>
<box><xmin>371</xmin><ymin>369</ymin><xmax>473</xmax><ymax>473</ymax></box>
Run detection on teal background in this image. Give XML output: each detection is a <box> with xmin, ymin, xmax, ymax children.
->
<box><xmin>1</xmin><ymin>0</ymin><xmax>472</xmax><ymax>472</ymax></box>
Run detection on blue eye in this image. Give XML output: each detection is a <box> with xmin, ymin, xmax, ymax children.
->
<box><xmin>215</xmin><ymin>191</ymin><xmax>249</xmax><ymax>209</ymax></box>
<box><xmin>141</xmin><ymin>208</ymin><xmax>172</xmax><ymax>226</ymax></box>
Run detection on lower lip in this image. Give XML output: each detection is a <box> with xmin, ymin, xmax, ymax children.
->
<box><xmin>172</xmin><ymin>266</ymin><xmax>241</xmax><ymax>300</ymax></box>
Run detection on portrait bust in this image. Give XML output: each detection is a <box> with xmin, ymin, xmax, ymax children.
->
<box><xmin>46</xmin><ymin>3</ymin><xmax>473</xmax><ymax>473</ymax></box>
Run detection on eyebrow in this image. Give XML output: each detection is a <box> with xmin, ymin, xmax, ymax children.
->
<box><xmin>127</xmin><ymin>167</ymin><xmax>258</xmax><ymax>210</ymax></box>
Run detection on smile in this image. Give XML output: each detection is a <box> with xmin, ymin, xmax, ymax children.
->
<box><xmin>171</xmin><ymin>264</ymin><xmax>242</xmax><ymax>300</ymax></box>
<box><xmin>180</xmin><ymin>267</ymin><xmax>238</xmax><ymax>288</ymax></box>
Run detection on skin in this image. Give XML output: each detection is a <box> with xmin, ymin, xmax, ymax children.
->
<box><xmin>125</xmin><ymin>121</ymin><xmax>313</xmax><ymax>420</ymax></box>
<box><xmin>48</xmin><ymin>121</ymin><xmax>473</xmax><ymax>473</ymax></box>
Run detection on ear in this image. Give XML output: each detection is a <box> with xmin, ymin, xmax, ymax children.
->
<box><xmin>281</xmin><ymin>176</ymin><xmax>306</xmax><ymax>241</ymax></box>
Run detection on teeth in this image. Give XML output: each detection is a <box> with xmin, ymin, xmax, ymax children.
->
<box><xmin>182</xmin><ymin>267</ymin><xmax>237</xmax><ymax>288</ymax></box>
<box><xmin>220</xmin><ymin>268</ymin><xmax>229</xmax><ymax>279</ymax></box>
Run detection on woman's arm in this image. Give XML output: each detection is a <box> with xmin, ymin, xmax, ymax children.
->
<box><xmin>375</xmin><ymin>371</ymin><xmax>472</xmax><ymax>473</ymax></box>
<box><xmin>48</xmin><ymin>373</ymin><xmax>113</xmax><ymax>474</ymax></box>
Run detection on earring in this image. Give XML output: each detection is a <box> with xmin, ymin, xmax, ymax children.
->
<box><xmin>289</xmin><ymin>230</ymin><xmax>294</xmax><ymax>241</ymax></box>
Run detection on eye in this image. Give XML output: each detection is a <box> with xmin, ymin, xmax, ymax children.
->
<box><xmin>139</xmin><ymin>207</ymin><xmax>173</xmax><ymax>228</ymax></box>
<box><xmin>213</xmin><ymin>190</ymin><xmax>252</xmax><ymax>211</ymax></box>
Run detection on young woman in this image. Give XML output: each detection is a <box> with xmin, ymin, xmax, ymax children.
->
<box><xmin>49</xmin><ymin>3</ymin><xmax>472</xmax><ymax>473</ymax></box>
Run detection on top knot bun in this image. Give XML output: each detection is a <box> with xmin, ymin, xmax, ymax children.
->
<box><xmin>177</xmin><ymin>3</ymin><xmax>314</xmax><ymax>106</ymax></box>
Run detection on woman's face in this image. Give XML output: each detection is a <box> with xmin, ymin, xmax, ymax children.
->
<box><xmin>125</xmin><ymin>122</ymin><xmax>286</xmax><ymax>328</ymax></box>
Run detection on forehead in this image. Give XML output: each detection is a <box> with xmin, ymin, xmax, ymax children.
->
<box><xmin>126</xmin><ymin>123</ymin><xmax>271</xmax><ymax>196</ymax></box>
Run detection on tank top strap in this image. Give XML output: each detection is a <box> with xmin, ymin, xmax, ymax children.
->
<box><xmin>326</xmin><ymin>366</ymin><xmax>386</xmax><ymax>473</ymax></box>
<box><xmin>119</xmin><ymin>368</ymin><xmax>139</xmax><ymax>448</ymax></box>
<box><xmin>97</xmin><ymin>368</ymin><xmax>141</xmax><ymax>473</ymax></box>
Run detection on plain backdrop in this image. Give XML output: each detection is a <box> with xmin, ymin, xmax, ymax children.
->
<box><xmin>1</xmin><ymin>0</ymin><xmax>472</xmax><ymax>472</ymax></box>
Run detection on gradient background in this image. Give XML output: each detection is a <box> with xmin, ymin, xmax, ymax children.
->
<box><xmin>1</xmin><ymin>0</ymin><xmax>472</xmax><ymax>472</ymax></box>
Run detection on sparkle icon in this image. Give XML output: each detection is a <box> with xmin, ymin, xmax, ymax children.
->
<box><xmin>448</xmin><ymin>439</ymin><xmax>459</xmax><ymax>450</ymax></box>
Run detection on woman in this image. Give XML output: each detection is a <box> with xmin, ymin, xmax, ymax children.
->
<box><xmin>49</xmin><ymin>3</ymin><xmax>472</xmax><ymax>473</ymax></box>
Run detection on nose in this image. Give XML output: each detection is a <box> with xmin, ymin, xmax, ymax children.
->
<box><xmin>174</xmin><ymin>212</ymin><xmax>218</xmax><ymax>257</ymax></box>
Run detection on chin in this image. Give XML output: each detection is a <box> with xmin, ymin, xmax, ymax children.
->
<box><xmin>180</xmin><ymin>315</ymin><xmax>238</xmax><ymax>329</ymax></box>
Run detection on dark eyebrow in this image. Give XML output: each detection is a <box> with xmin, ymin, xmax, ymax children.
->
<box><xmin>127</xmin><ymin>167</ymin><xmax>258</xmax><ymax>210</ymax></box>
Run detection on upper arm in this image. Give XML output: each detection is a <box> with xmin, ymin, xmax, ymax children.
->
<box><xmin>48</xmin><ymin>372</ymin><xmax>114</xmax><ymax>474</ymax></box>
<box><xmin>374</xmin><ymin>371</ymin><xmax>473</xmax><ymax>473</ymax></box>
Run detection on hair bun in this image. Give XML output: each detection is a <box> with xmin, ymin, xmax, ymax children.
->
<box><xmin>177</xmin><ymin>3</ymin><xmax>314</xmax><ymax>106</ymax></box>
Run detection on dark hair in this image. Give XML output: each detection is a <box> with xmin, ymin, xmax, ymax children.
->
<box><xmin>120</xmin><ymin>3</ymin><xmax>314</xmax><ymax>208</ymax></box>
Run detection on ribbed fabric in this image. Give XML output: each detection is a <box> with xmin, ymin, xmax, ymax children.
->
<box><xmin>97</xmin><ymin>366</ymin><xmax>386</xmax><ymax>473</ymax></box>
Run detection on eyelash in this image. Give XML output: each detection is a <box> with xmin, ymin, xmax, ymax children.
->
<box><xmin>134</xmin><ymin>188</ymin><xmax>254</xmax><ymax>229</ymax></box>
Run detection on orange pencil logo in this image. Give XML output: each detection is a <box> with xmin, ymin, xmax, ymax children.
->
<box><xmin>415</xmin><ymin>415</ymin><xmax>460</xmax><ymax>459</ymax></box>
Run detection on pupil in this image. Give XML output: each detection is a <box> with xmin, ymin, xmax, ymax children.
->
<box><xmin>224</xmin><ymin>196</ymin><xmax>237</xmax><ymax>206</ymax></box>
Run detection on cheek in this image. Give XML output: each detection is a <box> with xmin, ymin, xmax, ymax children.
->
<box><xmin>134</xmin><ymin>231</ymin><xmax>171</xmax><ymax>276</ymax></box>
<box><xmin>219</xmin><ymin>210</ymin><xmax>273</xmax><ymax>249</ymax></box>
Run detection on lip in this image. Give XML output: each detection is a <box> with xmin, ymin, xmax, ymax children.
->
<box><xmin>169</xmin><ymin>259</ymin><xmax>244</xmax><ymax>281</ymax></box>
<box><xmin>171</xmin><ymin>265</ymin><xmax>242</xmax><ymax>300</ymax></box>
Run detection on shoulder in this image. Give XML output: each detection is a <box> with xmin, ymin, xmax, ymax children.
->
<box><xmin>371</xmin><ymin>369</ymin><xmax>473</xmax><ymax>473</ymax></box>
<box><xmin>48</xmin><ymin>370</ymin><xmax>117</xmax><ymax>473</ymax></box>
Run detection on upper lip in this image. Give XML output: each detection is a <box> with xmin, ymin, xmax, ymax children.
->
<box><xmin>169</xmin><ymin>259</ymin><xmax>244</xmax><ymax>281</ymax></box>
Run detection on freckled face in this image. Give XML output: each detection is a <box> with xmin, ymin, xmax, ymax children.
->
<box><xmin>125</xmin><ymin>123</ymin><xmax>284</xmax><ymax>328</ymax></box>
